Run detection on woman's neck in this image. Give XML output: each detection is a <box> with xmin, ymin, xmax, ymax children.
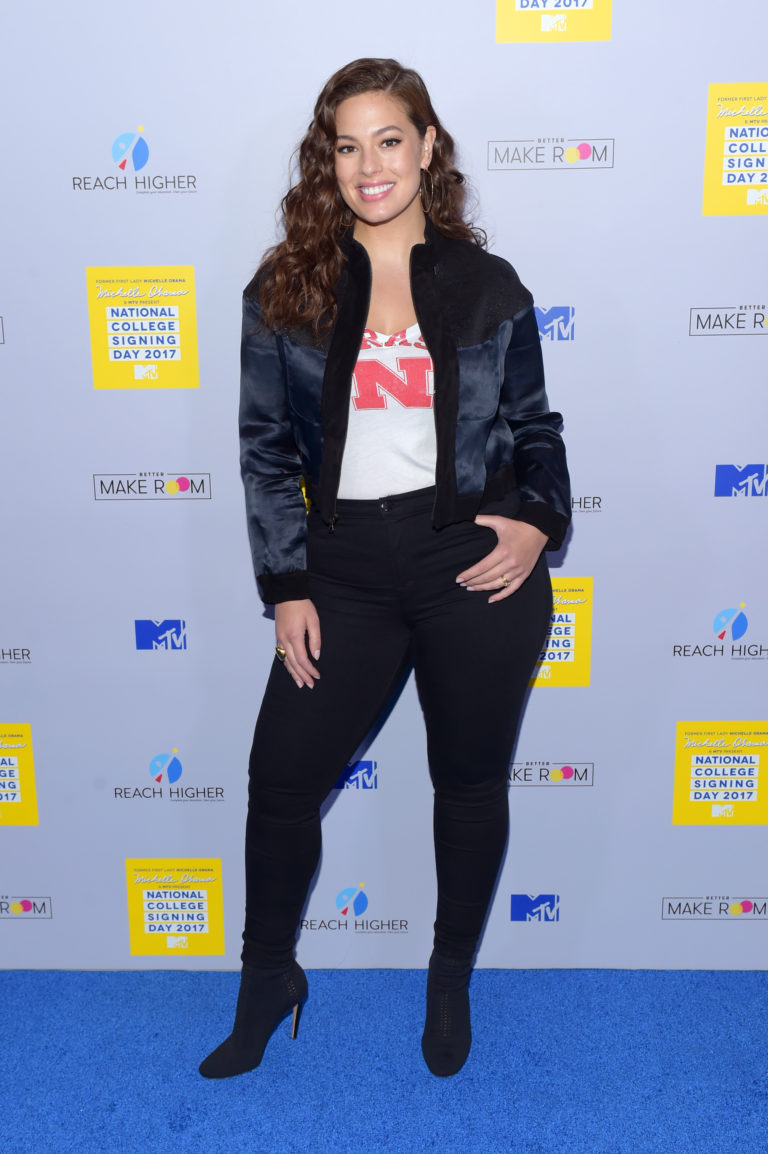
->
<box><xmin>352</xmin><ymin>209</ymin><xmax>427</xmax><ymax>270</ymax></box>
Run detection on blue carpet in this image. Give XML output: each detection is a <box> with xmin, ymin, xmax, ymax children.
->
<box><xmin>4</xmin><ymin>970</ymin><xmax>767</xmax><ymax>1153</ymax></box>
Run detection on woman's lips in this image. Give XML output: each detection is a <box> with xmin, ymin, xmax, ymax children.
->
<box><xmin>356</xmin><ymin>182</ymin><xmax>395</xmax><ymax>201</ymax></box>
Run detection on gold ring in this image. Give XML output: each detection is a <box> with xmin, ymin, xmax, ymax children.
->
<box><xmin>501</xmin><ymin>575</ymin><xmax>510</xmax><ymax>587</ymax></box>
<box><xmin>275</xmin><ymin>645</ymin><xmax>287</xmax><ymax>662</ymax></box>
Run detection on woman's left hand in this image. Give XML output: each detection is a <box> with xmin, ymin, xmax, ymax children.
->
<box><xmin>456</xmin><ymin>517</ymin><xmax>548</xmax><ymax>603</ymax></box>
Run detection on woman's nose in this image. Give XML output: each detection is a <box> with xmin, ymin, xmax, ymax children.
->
<box><xmin>359</xmin><ymin>145</ymin><xmax>381</xmax><ymax>175</ymax></box>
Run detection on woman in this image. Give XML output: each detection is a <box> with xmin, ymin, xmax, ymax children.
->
<box><xmin>200</xmin><ymin>58</ymin><xmax>570</xmax><ymax>1080</ymax></box>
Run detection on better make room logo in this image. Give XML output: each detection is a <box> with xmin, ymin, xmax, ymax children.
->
<box><xmin>488</xmin><ymin>137</ymin><xmax>614</xmax><ymax>171</ymax></box>
<box><xmin>510</xmin><ymin>760</ymin><xmax>595</xmax><ymax>786</ymax></box>
<box><xmin>94</xmin><ymin>472</ymin><xmax>211</xmax><ymax>500</ymax></box>
<box><xmin>72</xmin><ymin>127</ymin><xmax>198</xmax><ymax>194</ymax></box>
<box><xmin>690</xmin><ymin>304</ymin><xmax>768</xmax><ymax>335</ymax></box>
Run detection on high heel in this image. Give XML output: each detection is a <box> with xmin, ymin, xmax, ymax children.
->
<box><xmin>421</xmin><ymin>951</ymin><xmax>472</xmax><ymax>1077</ymax></box>
<box><xmin>199</xmin><ymin>959</ymin><xmax>308</xmax><ymax>1079</ymax></box>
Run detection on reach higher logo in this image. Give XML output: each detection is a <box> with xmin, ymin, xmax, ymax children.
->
<box><xmin>300</xmin><ymin>884</ymin><xmax>408</xmax><ymax>935</ymax></box>
<box><xmin>488</xmin><ymin>137</ymin><xmax>614</xmax><ymax>171</ymax></box>
<box><xmin>113</xmin><ymin>749</ymin><xmax>225</xmax><ymax>803</ymax></box>
<box><xmin>672</xmin><ymin>603</ymin><xmax>767</xmax><ymax>661</ymax></box>
<box><xmin>72</xmin><ymin>127</ymin><xmax>197</xmax><ymax>194</ymax></box>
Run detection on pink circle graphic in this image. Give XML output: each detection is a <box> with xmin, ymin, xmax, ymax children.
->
<box><xmin>176</xmin><ymin>477</ymin><xmax>190</xmax><ymax>492</ymax></box>
<box><xmin>740</xmin><ymin>900</ymin><xmax>753</xmax><ymax>914</ymax></box>
<box><xmin>20</xmin><ymin>900</ymin><xmax>33</xmax><ymax>912</ymax></box>
<box><xmin>560</xmin><ymin>765</ymin><xmax>575</xmax><ymax>780</ymax></box>
<box><xmin>577</xmin><ymin>143</ymin><xmax>592</xmax><ymax>159</ymax></box>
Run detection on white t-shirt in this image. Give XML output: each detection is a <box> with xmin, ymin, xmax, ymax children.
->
<box><xmin>336</xmin><ymin>323</ymin><xmax>437</xmax><ymax>499</ymax></box>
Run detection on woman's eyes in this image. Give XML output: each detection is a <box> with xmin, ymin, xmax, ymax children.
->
<box><xmin>336</xmin><ymin>138</ymin><xmax>403</xmax><ymax>154</ymax></box>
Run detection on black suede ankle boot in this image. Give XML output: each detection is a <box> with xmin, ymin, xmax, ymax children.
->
<box><xmin>421</xmin><ymin>951</ymin><xmax>473</xmax><ymax>1077</ymax></box>
<box><xmin>199</xmin><ymin>959</ymin><xmax>308</xmax><ymax>1079</ymax></box>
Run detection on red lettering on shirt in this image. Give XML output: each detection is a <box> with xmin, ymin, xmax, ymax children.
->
<box><xmin>352</xmin><ymin>357</ymin><xmax>434</xmax><ymax>410</ymax></box>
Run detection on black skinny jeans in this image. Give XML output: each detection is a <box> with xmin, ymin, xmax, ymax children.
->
<box><xmin>243</xmin><ymin>487</ymin><xmax>552</xmax><ymax>967</ymax></box>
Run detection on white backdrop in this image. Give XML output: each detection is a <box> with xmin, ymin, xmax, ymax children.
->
<box><xmin>2</xmin><ymin>0</ymin><xmax>767</xmax><ymax>970</ymax></box>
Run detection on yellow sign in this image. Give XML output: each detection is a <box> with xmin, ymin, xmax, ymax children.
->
<box><xmin>125</xmin><ymin>859</ymin><xmax>225</xmax><ymax>955</ymax></box>
<box><xmin>0</xmin><ymin>723</ymin><xmax>38</xmax><ymax>826</ymax></box>
<box><xmin>673</xmin><ymin>721</ymin><xmax>768</xmax><ymax>825</ymax></box>
<box><xmin>86</xmin><ymin>266</ymin><xmax>199</xmax><ymax>389</ymax></box>
<box><xmin>703</xmin><ymin>83</ymin><xmax>768</xmax><ymax>216</ymax></box>
<box><xmin>497</xmin><ymin>0</ymin><xmax>611</xmax><ymax>43</ymax></box>
<box><xmin>530</xmin><ymin>577</ymin><xmax>592</xmax><ymax>687</ymax></box>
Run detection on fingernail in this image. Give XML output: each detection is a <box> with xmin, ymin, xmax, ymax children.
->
<box><xmin>456</xmin><ymin>578</ymin><xmax>465</xmax><ymax>585</ymax></box>
<box><xmin>466</xmin><ymin>585</ymin><xmax>475</xmax><ymax>591</ymax></box>
<box><xmin>313</xmin><ymin>650</ymin><xmax>321</xmax><ymax>659</ymax></box>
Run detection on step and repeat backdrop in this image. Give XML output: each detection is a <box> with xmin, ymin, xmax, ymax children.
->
<box><xmin>2</xmin><ymin>1</ymin><xmax>766</xmax><ymax>970</ymax></box>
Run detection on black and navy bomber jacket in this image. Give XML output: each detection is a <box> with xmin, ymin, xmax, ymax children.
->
<box><xmin>239</xmin><ymin>220</ymin><xmax>571</xmax><ymax>604</ymax></box>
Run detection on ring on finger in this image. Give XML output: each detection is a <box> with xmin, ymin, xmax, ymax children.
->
<box><xmin>275</xmin><ymin>644</ymin><xmax>287</xmax><ymax>662</ymax></box>
<box><xmin>500</xmin><ymin>574</ymin><xmax>510</xmax><ymax>587</ymax></box>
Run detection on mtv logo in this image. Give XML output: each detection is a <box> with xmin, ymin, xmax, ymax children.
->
<box><xmin>536</xmin><ymin>664</ymin><xmax>552</xmax><ymax>679</ymax></box>
<box><xmin>134</xmin><ymin>619</ymin><xmax>187</xmax><ymax>650</ymax></box>
<box><xmin>510</xmin><ymin>893</ymin><xmax>560</xmax><ymax>922</ymax></box>
<box><xmin>535</xmin><ymin>306</ymin><xmax>575</xmax><ymax>342</ymax></box>
<box><xmin>714</xmin><ymin>464</ymin><xmax>768</xmax><ymax>497</ymax></box>
<box><xmin>541</xmin><ymin>14</ymin><xmax>567</xmax><ymax>31</ymax></box>
<box><xmin>747</xmin><ymin>189</ymin><xmax>768</xmax><ymax>206</ymax></box>
<box><xmin>335</xmin><ymin>759</ymin><xmax>378</xmax><ymax>789</ymax></box>
<box><xmin>166</xmin><ymin>935</ymin><xmax>189</xmax><ymax>949</ymax></box>
<box><xmin>712</xmin><ymin>804</ymin><xmax>735</xmax><ymax>818</ymax></box>
<box><xmin>134</xmin><ymin>364</ymin><xmax>158</xmax><ymax>380</ymax></box>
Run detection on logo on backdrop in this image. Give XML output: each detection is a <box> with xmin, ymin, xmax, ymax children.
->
<box><xmin>510</xmin><ymin>894</ymin><xmax>560</xmax><ymax>922</ymax></box>
<box><xmin>672</xmin><ymin>721</ymin><xmax>768</xmax><ymax>826</ymax></box>
<box><xmin>125</xmin><ymin>859</ymin><xmax>225</xmax><ymax>955</ymax></box>
<box><xmin>72</xmin><ymin>127</ymin><xmax>197</xmax><ymax>193</ymax></box>
<box><xmin>689</xmin><ymin>304</ymin><xmax>768</xmax><ymax>335</ymax></box>
<box><xmin>113</xmin><ymin>749</ymin><xmax>225</xmax><ymax>803</ymax></box>
<box><xmin>496</xmin><ymin>0</ymin><xmax>612</xmax><ymax>44</ymax></box>
<box><xmin>337</xmin><ymin>884</ymin><xmax>368</xmax><ymax>916</ymax></box>
<box><xmin>672</xmin><ymin>603</ymin><xmax>767</xmax><ymax>661</ymax></box>
<box><xmin>86</xmin><ymin>266</ymin><xmax>199</xmax><ymax>390</ymax></box>
<box><xmin>1</xmin><ymin>647</ymin><xmax>31</xmax><ymax>664</ymax></box>
<box><xmin>301</xmin><ymin>884</ymin><xmax>408</xmax><ymax>935</ymax></box>
<box><xmin>0</xmin><ymin>896</ymin><xmax>53</xmax><ymax>919</ymax></box>
<box><xmin>535</xmin><ymin>306</ymin><xmax>575</xmax><ymax>341</ymax></box>
<box><xmin>530</xmin><ymin>578</ymin><xmax>593</xmax><ymax>688</ymax></box>
<box><xmin>702</xmin><ymin>84</ymin><xmax>768</xmax><ymax>217</ymax></box>
<box><xmin>0</xmin><ymin>725</ymin><xmax>38</xmax><ymax>826</ymax></box>
<box><xmin>93</xmin><ymin>473</ymin><xmax>212</xmax><ymax>500</ymax></box>
<box><xmin>662</xmin><ymin>896</ymin><xmax>768</xmax><ymax>920</ymax></box>
<box><xmin>571</xmin><ymin>495</ymin><xmax>602</xmax><ymax>513</ymax></box>
<box><xmin>510</xmin><ymin>760</ymin><xmax>595</xmax><ymax>787</ymax></box>
<box><xmin>334</xmin><ymin>760</ymin><xmax>379</xmax><ymax>790</ymax></box>
<box><xmin>488</xmin><ymin>138</ymin><xmax>614</xmax><ymax>171</ymax></box>
<box><xmin>714</xmin><ymin>465</ymin><xmax>768</xmax><ymax>497</ymax></box>
<box><xmin>134</xmin><ymin>620</ymin><xmax>187</xmax><ymax>650</ymax></box>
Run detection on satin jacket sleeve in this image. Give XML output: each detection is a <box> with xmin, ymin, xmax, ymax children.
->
<box><xmin>498</xmin><ymin>303</ymin><xmax>570</xmax><ymax>548</ymax></box>
<box><xmin>239</xmin><ymin>294</ymin><xmax>310</xmax><ymax>604</ymax></box>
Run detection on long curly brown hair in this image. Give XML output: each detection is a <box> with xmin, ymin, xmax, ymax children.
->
<box><xmin>256</xmin><ymin>58</ymin><xmax>486</xmax><ymax>335</ymax></box>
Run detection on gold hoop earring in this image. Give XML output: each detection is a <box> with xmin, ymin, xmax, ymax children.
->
<box><xmin>420</xmin><ymin>168</ymin><xmax>434</xmax><ymax>214</ymax></box>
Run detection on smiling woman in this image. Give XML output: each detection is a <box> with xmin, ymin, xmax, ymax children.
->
<box><xmin>333</xmin><ymin>92</ymin><xmax>435</xmax><ymax>224</ymax></box>
<box><xmin>199</xmin><ymin>58</ymin><xmax>570</xmax><ymax>1084</ymax></box>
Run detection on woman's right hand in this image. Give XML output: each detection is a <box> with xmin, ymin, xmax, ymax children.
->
<box><xmin>275</xmin><ymin>599</ymin><xmax>321</xmax><ymax>688</ymax></box>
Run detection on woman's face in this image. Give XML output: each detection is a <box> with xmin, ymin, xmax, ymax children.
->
<box><xmin>333</xmin><ymin>90</ymin><xmax>435</xmax><ymax>229</ymax></box>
